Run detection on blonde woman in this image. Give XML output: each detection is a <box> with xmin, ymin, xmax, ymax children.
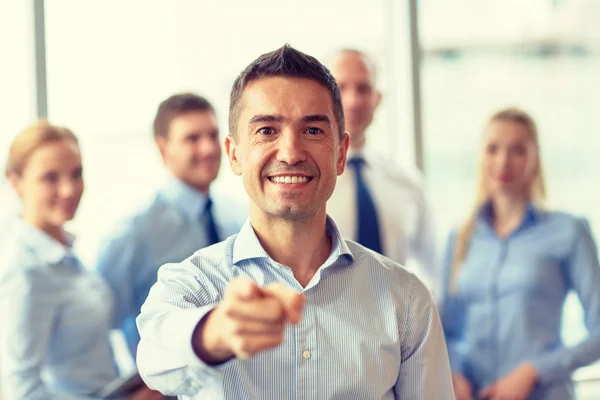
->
<box><xmin>441</xmin><ymin>108</ymin><xmax>600</xmax><ymax>400</ymax></box>
<box><xmin>0</xmin><ymin>121</ymin><xmax>161</xmax><ymax>399</ymax></box>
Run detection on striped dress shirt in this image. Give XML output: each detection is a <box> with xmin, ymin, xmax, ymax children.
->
<box><xmin>136</xmin><ymin>217</ymin><xmax>454</xmax><ymax>399</ymax></box>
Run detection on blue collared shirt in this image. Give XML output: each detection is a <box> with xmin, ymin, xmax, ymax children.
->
<box><xmin>95</xmin><ymin>175</ymin><xmax>245</xmax><ymax>358</ymax></box>
<box><xmin>136</xmin><ymin>217</ymin><xmax>453</xmax><ymax>399</ymax></box>
<box><xmin>441</xmin><ymin>203</ymin><xmax>600</xmax><ymax>399</ymax></box>
<box><xmin>0</xmin><ymin>219</ymin><xmax>117</xmax><ymax>399</ymax></box>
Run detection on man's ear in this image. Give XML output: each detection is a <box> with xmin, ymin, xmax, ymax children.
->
<box><xmin>155</xmin><ymin>136</ymin><xmax>168</xmax><ymax>164</ymax></box>
<box><xmin>337</xmin><ymin>132</ymin><xmax>350</xmax><ymax>175</ymax></box>
<box><xmin>224</xmin><ymin>135</ymin><xmax>242</xmax><ymax>176</ymax></box>
<box><xmin>374</xmin><ymin>90</ymin><xmax>382</xmax><ymax>110</ymax></box>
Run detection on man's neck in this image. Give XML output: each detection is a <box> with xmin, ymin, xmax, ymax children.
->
<box><xmin>250</xmin><ymin>210</ymin><xmax>332</xmax><ymax>287</ymax></box>
<box><xmin>170</xmin><ymin>171</ymin><xmax>210</xmax><ymax>195</ymax></box>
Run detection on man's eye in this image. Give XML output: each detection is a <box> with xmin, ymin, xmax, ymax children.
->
<box><xmin>259</xmin><ymin>127</ymin><xmax>274</xmax><ymax>135</ymax></box>
<box><xmin>306</xmin><ymin>127</ymin><xmax>323</xmax><ymax>135</ymax></box>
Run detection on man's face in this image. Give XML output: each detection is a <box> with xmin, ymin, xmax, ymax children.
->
<box><xmin>156</xmin><ymin>110</ymin><xmax>221</xmax><ymax>193</ymax></box>
<box><xmin>225</xmin><ymin>77</ymin><xmax>349</xmax><ymax>221</ymax></box>
<box><xmin>329</xmin><ymin>52</ymin><xmax>381</xmax><ymax>148</ymax></box>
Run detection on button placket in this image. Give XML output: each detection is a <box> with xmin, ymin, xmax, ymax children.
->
<box><xmin>295</xmin><ymin>295</ymin><xmax>318</xmax><ymax>400</ymax></box>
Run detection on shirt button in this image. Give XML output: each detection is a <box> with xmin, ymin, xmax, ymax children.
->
<box><xmin>302</xmin><ymin>350</ymin><xmax>311</xmax><ymax>359</ymax></box>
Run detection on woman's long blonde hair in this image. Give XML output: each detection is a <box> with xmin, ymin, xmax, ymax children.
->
<box><xmin>5</xmin><ymin>119</ymin><xmax>78</xmax><ymax>178</ymax></box>
<box><xmin>450</xmin><ymin>107</ymin><xmax>547</xmax><ymax>291</ymax></box>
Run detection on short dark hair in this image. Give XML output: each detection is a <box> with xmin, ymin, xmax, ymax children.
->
<box><xmin>153</xmin><ymin>93</ymin><xmax>215</xmax><ymax>138</ymax></box>
<box><xmin>229</xmin><ymin>44</ymin><xmax>345</xmax><ymax>139</ymax></box>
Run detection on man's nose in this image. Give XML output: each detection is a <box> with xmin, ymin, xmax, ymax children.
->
<box><xmin>276</xmin><ymin>130</ymin><xmax>306</xmax><ymax>165</ymax></box>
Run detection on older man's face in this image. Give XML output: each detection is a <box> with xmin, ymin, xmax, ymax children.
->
<box><xmin>329</xmin><ymin>52</ymin><xmax>381</xmax><ymax>147</ymax></box>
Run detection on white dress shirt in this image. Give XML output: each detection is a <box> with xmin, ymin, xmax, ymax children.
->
<box><xmin>327</xmin><ymin>148</ymin><xmax>439</xmax><ymax>295</ymax></box>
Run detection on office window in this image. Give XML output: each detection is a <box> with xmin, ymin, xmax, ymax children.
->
<box><xmin>0</xmin><ymin>1</ymin><xmax>37</xmax><ymax>239</ymax></box>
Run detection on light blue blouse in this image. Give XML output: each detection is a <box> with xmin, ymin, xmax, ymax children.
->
<box><xmin>0</xmin><ymin>219</ymin><xmax>117</xmax><ymax>399</ymax></box>
<box><xmin>441</xmin><ymin>203</ymin><xmax>600</xmax><ymax>399</ymax></box>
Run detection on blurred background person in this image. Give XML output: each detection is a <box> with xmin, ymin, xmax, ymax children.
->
<box><xmin>0</xmin><ymin>121</ymin><xmax>160</xmax><ymax>399</ymax></box>
<box><xmin>327</xmin><ymin>49</ymin><xmax>439</xmax><ymax>294</ymax></box>
<box><xmin>95</xmin><ymin>93</ymin><xmax>245</xmax><ymax>361</ymax></box>
<box><xmin>441</xmin><ymin>108</ymin><xmax>600</xmax><ymax>400</ymax></box>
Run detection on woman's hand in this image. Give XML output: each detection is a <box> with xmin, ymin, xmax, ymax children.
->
<box><xmin>479</xmin><ymin>361</ymin><xmax>539</xmax><ymax>400</ymax></box>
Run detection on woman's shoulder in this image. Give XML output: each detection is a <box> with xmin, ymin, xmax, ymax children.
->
<box><xmin>540</xmin><ymin>209</ymin><xmax>589</xmax><ymax>231</ymax></box>
<box><xmin>0</xmin><ymin>223</ymin><xmax>53</xmax><ymax>281</ymax></box>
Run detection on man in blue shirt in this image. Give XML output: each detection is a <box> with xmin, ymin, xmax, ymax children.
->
<box><xmin>95</xmin><ymin>93</ymin><xmax>244</xmax><ymax>360</ymax></box>
<box><xmin>136</xmin><ymin>45</ymin><xmax>453</xmax><ymax>399</ymax></box>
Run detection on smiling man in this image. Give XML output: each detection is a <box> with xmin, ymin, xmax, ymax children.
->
<box><xmin>95</xmin><ymin>93</ymin><xmax>244</xmax><ymax>361</ymax></box>
<box><xmin>136</xmin><ymin>45</ymin><xmax>453</xmax><ymax>399</ymax></box>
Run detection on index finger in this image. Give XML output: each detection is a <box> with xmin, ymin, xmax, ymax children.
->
<box><xmin>261</xmin><ymin>282</ymin><xmax>305</xmax><ymax>324</ymax></box>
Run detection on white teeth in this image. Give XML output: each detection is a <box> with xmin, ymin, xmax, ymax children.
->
<box><xmin>270</xmin><ymin>176</ymin><xmax>309</xmax><ymax>184</ymax></box>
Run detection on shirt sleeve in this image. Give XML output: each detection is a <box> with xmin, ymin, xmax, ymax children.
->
<box><xmin>531</xmin><ymin>217</ymin><xmax>600</xmax><ymax>384</ymax></box>
<box><xmin>394</xmin><ymin>275</ymin><xmax>455</xmax><ymax>399</ymax></box>
<box><xmin>95</xmin><ymin>225</ymin><xmax>145</xmax><ymax>344</ymax></box>
<box><xmin>439</xmin><ymin>231</ymin><xmax>467</xmax><ymax>374</ymax></box>
<box><xmin>0</xmin><ymin>268</ymin><xmax>57</xmax><ymax>399</ymax></box>
<box><xmin>136</xmin><ymin>259</ymin><xmax>233</xmax><ymax>397</ymax></box>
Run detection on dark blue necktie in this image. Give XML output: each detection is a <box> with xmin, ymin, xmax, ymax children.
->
<box><xmin>203</xmin><ymin>198</ymin><xmax>221</xmax><ymax>246</ymax></box>
<box><xmin>348</xmin><ymin>157</ymin><xmax>383</xmax><ymax>254</ymax></box>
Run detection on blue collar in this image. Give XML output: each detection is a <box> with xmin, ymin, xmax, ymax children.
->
<box><xmin>160</xmin><ymin>174</ymin><xmax>210</xmax><ymax>222</ymax></box>
<box><xmin>232</xmin><ymin>216</ymin><xmax>354</xmax><ymax>267</ymax></box>
<box><xmin>478</xmin><ymin>201</ymin><xmax>543</xmax><ymax>229</ymax></box>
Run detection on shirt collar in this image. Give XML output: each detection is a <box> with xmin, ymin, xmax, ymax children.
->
<box><xmin>232</xmin><ymin>216</ymin><xmax>354</xmax><ymax>266</ymax></box>
<box><xmin>15</xmin><ymin>219</ymin><xmax>75</xmax><ymax>265</ymax></box>
<box><xmin>347</xmin><ymin>147</ymin><xmax>365</xmax><ymax>160</ymax></box>
<box><xmin>478</xmin><ymin>201</ymin><xmax>542</xmax><ymax>227</ymax></box>
<box><xmin>161</xmin><ymin>173</ymin><xmax>210</xmax><ymax>221</ymax></box>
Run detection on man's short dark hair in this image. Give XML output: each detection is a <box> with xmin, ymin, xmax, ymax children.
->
<box><xmin>153</xmin><ymin>93</ymin><xmax>215</xmax><ymax>138</ymax></box>
<box><xmin>229</xmin><ymin>44</ymin><xmax>345</xmax><ymax>140</ymax></box>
